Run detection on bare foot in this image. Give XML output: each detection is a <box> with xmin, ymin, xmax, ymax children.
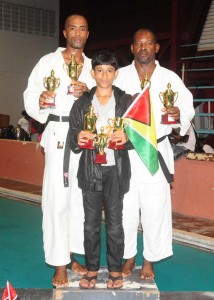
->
<box><xmin>79</xmin><ymin>271</ymin><xmax>98</xmax><ymax>289</ymax></box>
<box><xmin>139</xmin><ymin>259</ymin><xmax>154</xmax><ymax>279</ymax></box>
<box><xmin>71</xmin><ymin>261</ymin><xmax>87</xmax><ymax>275</ymax></box>
<box><xmin>122</xmin><ymin>257</ymin><xmax>135</xmax><ymax>277</ymax></box>
<box><xmin>107</xmin><ymin>272</ymin><xmax>123</xmax><ymax>289</ymax></box>
<box><xmin>52</xmin><ymin>266</ymin><xmax>69</xmax><ymax>287</ymax></box>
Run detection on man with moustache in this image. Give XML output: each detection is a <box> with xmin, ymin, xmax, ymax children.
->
<box><xmin>115</xmin><ymin>28</ymin><xmax>194</xmax><ymax>280</ymax></box>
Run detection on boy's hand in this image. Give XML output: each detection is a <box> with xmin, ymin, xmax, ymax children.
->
<box><xmin>110</xmin><ymin>130</ymin><xmax>128</xmax><ymax>145</ymax></box>
<box><xmin>78</xmin><ymin>130</ymin><xmax>94</xmax><ymax>146</ymax></box>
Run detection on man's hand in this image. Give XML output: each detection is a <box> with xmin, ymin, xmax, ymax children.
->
<box><xmin>161</xmin><ymin>106</ymin><xmax>180</xmax><ymax>121</ymax></box>
<box><xmin>39</xmin><ymin>91</ymin><xmax>56</xmax><ymax>109</ymax></box>
<box><xmin>72</xmin><ymin>80</ymin><xmax>90</xmax><ymax>98</ymax></box>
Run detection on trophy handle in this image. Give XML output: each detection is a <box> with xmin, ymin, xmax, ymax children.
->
<box><xmin>43</xmin><ymin>77</ymin><xmax>47</xmax><ymax>89</ymax></box>
<box><xmin>77</xmin><ymin>63</ymin><xmax>83</xmax><ymax>78</ymax></box>
<box><xmin>55</xmin><ymin>78</ymin><xmax>60</xmax><ymax>89</ymax></box>
<box><xmin>159</xmin><ymin>92</ymin><xmax>164</xmax><ymax>104</ymax></box>
<box><xmin>107</xmin><ymin>117</ymin><xmax>114</xmax><ymax>127</ymax></box>
<box><xmin>174</xmin><ymin>92</ymin><xmax>178</xmax><ymax>103</ymax></box>
<box><xmin>120</xmin><ymin>119</ymin><xmax>125</xmax><ymax>131</ymax></box>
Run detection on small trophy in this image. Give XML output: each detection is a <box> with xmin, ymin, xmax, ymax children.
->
<box><xmin>159</xmin><ymin>82</ymin><xmax>178</xmax><ymax>124</ymax></box>
<box><xmin>94</xmin><ymin>127</ymin><xmax>109</xmax><ymax>164</ymax></box>
<box><xmin>140</xmin><ymin>72</ymin><xmax>150</xmax><ymax>89</ymax></box>
<box><xmin>64</xmin><ymin>53</ymin><xmax>83</xmax><ymax>95</ymax></box>
<box><xmin>43</xmin><ymin>70</ymin><xmax>60</xmax><ymax>107</ymax></box>
<box><xmin>80</xmin><ymin>105</ymin><xmax>97</xmax><ymax>149</ymax></box>
<box><xmin>108</xmin><ymin>117</ymin><xmax>125</xmax><ymax>150</ymax></box>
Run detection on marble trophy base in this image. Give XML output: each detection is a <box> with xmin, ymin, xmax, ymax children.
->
<box><xmin>161</xmin><ymin>114</ymin><xmax>177</xmax><ymax>124</ymax></box>
<box><xmin>108</xmin><ymin>140</ymin><xmax>124</xmax><ymax>150</ymax></box>
<box><xmin>79</xmin><ymin>139</ymin><xmax>94</xmax><ymax>149</ymax></box>
<box><xmin>95</xmin><ymin>153</ymin><xmax>107</xmax><ymax>164</ymax></box>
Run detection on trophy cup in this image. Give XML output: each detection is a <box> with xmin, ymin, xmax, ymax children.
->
<box><xmin>64</xmin><ymin>53</ymin><xmax>83</xmax><ymax>95</ymax></box>
<box><xmin>159</xmin><ymin>82</ymin><xmax>178</xmax><ymax>124</ymax></box>
<box><xmin>108</xmin><ymin>117</ymin><xmax>125</xmax><ymax>150</ymax></box>
<box><xmin>94</xmin><ymin>127</ymin><xmax>109</xmax><ymax>164</ymax></box>
<box><xmin>43</xmin><ymin>70</ymin><xmax>60</xmax><ymax>107</ymax></box>
<box><xmin>80</xmin><ymin>105</ymin><xmax>97</xmax><ymax>149</ymax></box>
<box><xmin>140</xmin><ymin>72</ymin><xmax>150</xmax><ymax>89</ymax></box>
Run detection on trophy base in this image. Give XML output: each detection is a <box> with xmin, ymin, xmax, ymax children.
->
<box><xmin>95</xmin><ymin>153</ymin><xmax>107</xmax><ymax>164</ymax></box>
<box><xmin>79</xmin><ymin>139</ymin><xmax>94</xmax><ymax>150</ymax></box>
<box><xmin>43</xmin><ymin>98</ymin><xmax>55</xmax><ymax>108</ymax></box>
<box><xmin>108</xmin><ymin>141</ymin><xmax>124</xmax><ymax>150</ymax></box>
<box><xmin>67</xmin><ymin>85</ymin><xmax>74</xmax><ymax>95</ymax></box>
<box><xmin>161</xmin><ymin>114</ymin><xmax>177</xmax><ymax>125</ymax></box>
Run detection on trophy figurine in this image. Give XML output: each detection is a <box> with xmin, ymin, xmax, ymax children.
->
<box><xmin>140</xmin><ymin>72</ymin><xmax>151</xmax><ymax>89</ymax></box>
<box><xmin>108</xmin><ymin>117</ymin><xmax>125</xmax><ymax>150</ymax></box>
<box><xmin>159</xmin><ymin>82</ymin><xmax>178</xmax><ymax>124</ymax></box>
<box><xmin>94</xmin><ymin>127</ymin><xmax>109</xmax><ymax>164</ymax></box>
<box><xmin>43</xmin><ymin>70</ymin><xmax>60</xmax><ymax>107</ymax></box>
<box><xmin>64</xmin><ymin>53</ymin><xmax>83</xmax><ymax>95</ymax></box>
<box><xmin>80</xmin><ymin>105</ymin><xmax>97</xmax><ymax>149</ymax></box>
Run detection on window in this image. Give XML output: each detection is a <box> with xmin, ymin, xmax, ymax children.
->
<box><xmin>0</xmin><ymin>1</ymin><xmax>56</xmax><ymax>37</ymax></box>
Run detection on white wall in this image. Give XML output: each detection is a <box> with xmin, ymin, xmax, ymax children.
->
<box><xmin>198</xmin><ymin>0</ymin><xmax>214</xmax><ymax>51</ymax></box>
<box><xmin>0</xmin><ymin>0</ymin><xmax>59</xmax><ymax>126</ymax></box>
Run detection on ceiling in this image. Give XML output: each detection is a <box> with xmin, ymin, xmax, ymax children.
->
<box><xmin>59</xmin><ymin>0</ymin><xmax>212</xmax><ymax>71</ymax></box>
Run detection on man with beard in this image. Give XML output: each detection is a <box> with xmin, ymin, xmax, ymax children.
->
<box><xmin>24</xmin><ymin>14</ymin><xmax>95</xmax><ymax>287</ymax></box>
<box><xmin>115</xmin><ymin>28</ymin><xmax>194</xmax><ymax>280</ymax></box>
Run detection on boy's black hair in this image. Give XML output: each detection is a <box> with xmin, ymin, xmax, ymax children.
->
<box><xmin>91</xmin><ymin>49</ymin><xmax>119</xmax><ymax>70</ymax></box>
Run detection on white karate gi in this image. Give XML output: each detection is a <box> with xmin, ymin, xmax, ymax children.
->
<box><xmin>115</xmin><ymin>60</ymin><xmax>195</xmax><ymax>262</ymax></box>
<box><xmin>24</xmin><ymin>48</ymin><xmax>95</xmax><ymax>266</ymax></box>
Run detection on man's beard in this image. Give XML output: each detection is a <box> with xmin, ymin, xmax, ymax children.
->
<box><xmin>70</xmin><ymin>40</ymin><xmax>86</xmax><ymax>49</ymax></box>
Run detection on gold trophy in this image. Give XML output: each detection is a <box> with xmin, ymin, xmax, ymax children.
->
<box><xmin>64</xmin><ymin>53</ymin><xmax>83</xmax><ymax>95</ymax></box>
<box><xmin>94</xmin><ymin>127</ymin><xmax>109</xmax><ymax>164</ymax></box>
<box><xmin>108</xmin><ymin>117</ymin><xmax>125</xmax><ymax>150</ymax></box>
<box><xmin>80</xmin><ymin>105</ymin><xmax>98</xmax><ymax>149</ymax></box>
<box><xmin>159</xmin><ymin>82</ymin><xmax>178</xmax><ymax>124</ymax></box>
<box><xmin>140</xmin><ymin>72</ymin><xmax>150</xmax><ymax>89</ymax></box>
<box><xmin>43</xmin><ymin>70</ymin><xmax>60</xmax><ymax>107</ymax></box>
<box><xmin>95</xmin><ymin>126</ymin><xmax>109</xmax><ymax>164</ymax></box>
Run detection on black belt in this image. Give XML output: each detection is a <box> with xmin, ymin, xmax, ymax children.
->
<box><xmin>157</xmin><ymin>135</ymin><xmax>173</xmax><ymax>184</ymax></box>
<box><xmin>49</xmin><ymin>114</ymin><xmax>69</xmax><ymax>122</ymax></box>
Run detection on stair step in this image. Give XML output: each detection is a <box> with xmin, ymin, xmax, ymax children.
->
<box><xmin>64</xmin><ymin>267</ymin><xmax>160</xmax><ymax>300</ymax></box>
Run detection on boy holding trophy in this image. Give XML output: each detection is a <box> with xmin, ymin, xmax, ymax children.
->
<box><xmin>67</xmin><ymin>49</ymin><xmax>133</xmax><ymax>289</ymax></box>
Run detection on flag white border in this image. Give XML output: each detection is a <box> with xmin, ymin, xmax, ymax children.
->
<box><xmin>122</xmin><ymin>83</ymin><xmax>150</xmax><ymax>118</ymax></box>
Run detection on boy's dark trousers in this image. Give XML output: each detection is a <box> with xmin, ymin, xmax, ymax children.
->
<box><xmin>82</xmin><ymin>165</ymin><xmax>124</xmax><ymax>272</ymax></box>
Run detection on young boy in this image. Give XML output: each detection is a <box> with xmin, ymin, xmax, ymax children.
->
<box><xmin>68</xmin><ymin>49</ymin><xmax>133</xmax><ymax>289</ymax></box>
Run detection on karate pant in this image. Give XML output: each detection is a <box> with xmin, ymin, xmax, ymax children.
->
<box><xmin>82</xmin><ymin>166</ymin><xmax>124</xmax><ymax>272</ymax></box>
<box><xmin>123</xmin><ymin>179</ymin><xmax>173</xmax><ymax>262</ymax></box>
<box><xmin>42</xmin><ymin>148</ymin><xmax>84</xmax><ymax>266</ymax></box>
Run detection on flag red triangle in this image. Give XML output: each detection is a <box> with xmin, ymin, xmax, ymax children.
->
<box><xmin>124</xmin><ymin>88</ymin><xmax>151</xmax><ymax>125</ymax></box>
<box><xmin>2</xmin><ymin>281</ymin><xmax>18</xmax><ymax>300</ymax></box>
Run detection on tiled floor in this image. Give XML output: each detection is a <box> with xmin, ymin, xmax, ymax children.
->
<box><xmin>0</xmin><ymin>177</ymin><xmax>214</xmax><ymax>245</ymax></box>
<box><xmin>0</xmin><ymin>177</ymin><xmax>42</xmax><ymax>196</ymax></box>
<box><xmin>172</xmin><ymin>213</ymin><xmax>214</xmax><ymax>239</ymax></box>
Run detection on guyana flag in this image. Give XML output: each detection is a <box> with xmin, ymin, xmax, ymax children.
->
<box><xmin>123</xmin><ymin>84</ymin><xmax>159</xmax><ymax>175</ymax></box>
